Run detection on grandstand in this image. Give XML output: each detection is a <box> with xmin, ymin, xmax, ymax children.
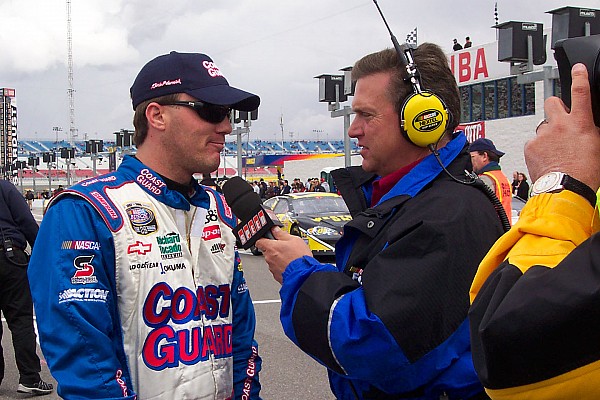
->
<box><xmin>12</xmin><ymin>138</ymin><xmax>360</xmax><ymax>194</ymax></box>
<box><xmin>17</xmin><ymin>138</ymin><xmax>360</xmax><ymax>159</ymax></box>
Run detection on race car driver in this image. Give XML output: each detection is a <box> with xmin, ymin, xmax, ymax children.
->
<box><xmin>28</xmin><ymin>51</ymin><xmax>262</xmax><ymax>399</ymax></box>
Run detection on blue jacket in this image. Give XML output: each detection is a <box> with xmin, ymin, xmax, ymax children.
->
<box><xmin>279</xmin><ymin>134</ymin><xmax>503</xmax><ymax>399</ymax></box>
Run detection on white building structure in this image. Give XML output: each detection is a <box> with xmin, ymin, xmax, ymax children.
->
<box><xmin>451</xmin><ymin>29</ymin><xmax>558</xmax><ymax>177</ymax></box>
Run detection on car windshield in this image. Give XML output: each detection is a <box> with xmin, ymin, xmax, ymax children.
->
<box><xmin>293</xmin><ymin>197</ymin><xmax>348</xmax><ymax>214</ymax></box>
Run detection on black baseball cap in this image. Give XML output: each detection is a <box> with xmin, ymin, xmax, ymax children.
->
<box><xmin>130</xmin><ymin>51</ymin><xmax>260</xmax><ymax>111</ymax></box>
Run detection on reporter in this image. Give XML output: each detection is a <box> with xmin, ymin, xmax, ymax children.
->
<box><xmin>469</xmin><ymin>63</ymin><xmax>600</xmax><ymax>399</ymax></box>
<box><xmin>258</xmin><ymin>44</ymin><xmax>504</xmax><ymax>399</ymax></box>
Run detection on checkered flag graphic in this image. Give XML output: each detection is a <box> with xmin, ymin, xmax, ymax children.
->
<box><xmin>405</xmin><ymin>27</ymin><xmax>418</xmax><ymax>46</ymax></box>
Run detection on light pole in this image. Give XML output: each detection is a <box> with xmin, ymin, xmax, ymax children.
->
<box><xmin>112</xmin><ymin>129</ymin><xmax>134</xmax><ymax>171</ymax></box>
<box><xmin>60</xmin><ymin>147</ymin><xmax>75</xmax><ymax>187</ymax></box>
<box><xmin>232</xmin><ymin>109</ymin><xmax>258</xmax><ymax>177</ymax></box>
<box><xmin>52</xmin><ymin>126</ymin><xmax>62</xmax><ymax>144</ymax></box>
<box><xmin>14</xmin><ymin>160</ymin><xmax>27</xmax><ymax>193</ymax></box>
<box><xmin>86</xmin><ymin>139</ymin><xmax>103</xmax><ymax>176</ymax></box>
<box><xmin>43</xmin><ymin>152</ymin><xmax>56</xmax><ymax>194</ymax></box>
<box><xmin>315</xmin><ymin>70</ymin><xmax>354</xmax><ymax>166</ymax></box>
<box><xmin>279</xmin><ymin>113</ymin><xmax>284</xmax><ymax>152</ymax></box>
<box><xmin>28</xmin><ymin>156</ymin><xmax>39</xmax><ymax>195</ymax></box>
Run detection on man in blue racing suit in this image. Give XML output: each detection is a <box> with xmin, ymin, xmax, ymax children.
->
<box><xmin>256</xmin><ymin>44</ymin><xmax>504</xmax><ymax>399</ymax></box>
<box><xmin>28</xmin><ymin>51</ymin><xmax>262</xmax><ymax>399</ymax></box>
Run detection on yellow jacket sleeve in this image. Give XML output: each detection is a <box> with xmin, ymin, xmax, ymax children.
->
<box><xmin>470</xmin><ymin>191</ymin><xmax>599</xmax><ymax>303</ymax></box>
<box><xmin>469</xmin><ymin>191</ymin><xmax>600</xmax><ymax>399</ymax></box>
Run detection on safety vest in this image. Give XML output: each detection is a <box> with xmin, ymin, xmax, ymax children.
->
<box><xmin>482</xmin><ymin>170</ymin><xmax>513</xmax><ymax>226</ymax></box>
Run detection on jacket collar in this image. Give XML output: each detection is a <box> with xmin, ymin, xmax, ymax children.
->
<box><xmin>478</xmin><ymin>161</ymin><xmax>502</xmax><ymax>174</ymax></box>
<box><xmin>376</xmin><ymin>132</ymin><xmax>467</xmax><ymax>205</ymax></box>
<box><xmin>119</xmin><ymin>155</ymin><xmax>210</xmax><ymax>210</ymax></box>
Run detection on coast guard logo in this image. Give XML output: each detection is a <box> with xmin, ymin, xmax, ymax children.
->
<box><xmin>202</xmin><ymin>60</ymin><xmax>223</xmax><ymax>78</ymax></box>
<box><xmin>71</xmin><ymin>255</ymin><xmax>98</xmax><ymax>285</ymax></box>
<box><xmin>125</xmin><ymin>202</ymin><xmax>158</xmax><ymax>235</ymax></box>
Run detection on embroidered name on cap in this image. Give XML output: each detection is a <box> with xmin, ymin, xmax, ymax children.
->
<box><xmin>203</xmin><ymin>61</ymin><xmax>223</xmax><ymax>78</ymax></box>
<box><xmin>150</xmin><ymin>79</ymin><xmax>182</xmax><ymax>90</ymax></box>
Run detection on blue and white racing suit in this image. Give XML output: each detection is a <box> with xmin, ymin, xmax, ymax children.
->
<box><xmin>29</xmin><ymin>155</ymin><xmax>261</xmax><ymax>399</ymax></box>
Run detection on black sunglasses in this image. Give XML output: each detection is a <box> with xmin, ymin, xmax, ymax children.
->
<box><xmin>158</xmin><ymin>101</ymin><xmax>231</xmax><ymax>124</ymax></box>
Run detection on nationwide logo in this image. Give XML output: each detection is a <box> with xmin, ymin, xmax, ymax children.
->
<box><xmin>62</xmin><ymin>240</ymin><xmax>101</xmax><ymax>250</ymax></box>
<box><xmin>125</xmin><ymin>202</ymin><xmax>158</xmax><ymax>235</ymax></box>
<box><xmin>156</xmin><ymin>232</ymin><xmax>183</xmax><ymax>259</ymax></box>
<box><xmin>71</xmin><ymin>255</ymin><xmax>98</xmax><ymax>285</ymax></box>
<box><xmin>127</xmin><ymin>241</ymin><xmax>152</xmax><ymax>255</ymax></box>
<box><xmin>210</xmin><ymin>243</ymin><xmax>225</xmax><ymax>254</ymax></box>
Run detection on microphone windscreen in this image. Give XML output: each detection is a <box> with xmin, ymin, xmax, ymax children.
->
<box><xmin>222</xmin><ymin>176</ymin><xmax>280</xmax><ymax>247</ymax></box>
<box><xmin>222</xmin><ymin>176</ymin><xmax>263</xmax><ymax>220</ymax></box>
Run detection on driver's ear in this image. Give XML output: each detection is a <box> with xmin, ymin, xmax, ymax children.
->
<box><xmin>146</xmin><ymin>103</ymin><xmax>167</xmax><ymax>131</ymax></box>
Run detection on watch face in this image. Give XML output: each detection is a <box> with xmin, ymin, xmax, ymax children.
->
<box><xmin>533</xmin><ymin>172</ymin><xmax>563</xmax><ymax>194</ymax></box>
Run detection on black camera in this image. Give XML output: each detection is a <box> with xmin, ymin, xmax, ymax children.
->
<box><xmin>553</xmin><ymin>34</ymin><xmax>600</xmax><ymax>126</ymax></box>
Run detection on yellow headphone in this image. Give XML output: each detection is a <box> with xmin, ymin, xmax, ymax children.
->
<box><xmin>398</xmin><ymin>45</ymin><xmax>450</xmax><ymax>148</ymax></box>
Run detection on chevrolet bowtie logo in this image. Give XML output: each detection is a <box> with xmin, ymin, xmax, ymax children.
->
<box><xmin>127</xmin><ymin>241</ymin><xmax>152</xmax><ymax>255</ymax></box>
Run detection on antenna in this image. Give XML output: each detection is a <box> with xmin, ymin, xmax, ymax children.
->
<box><xmin>66</xmin><ymin>0</ymin><xmax>77</xmax><ymax>146</ymax></box>
<box><xmin>372</xmin><ymin>0</ymin><xmax>404</xmax><ymax>57</ymax></box>
<box><xmin>280</xmin><ymin>113</ymin><xmax>284</xmax><ymax>150</ymax></box>
<box><xmin>371</xmin><ymin>0</ymin><xmax>422</xmax><ymax>93</ymax></box>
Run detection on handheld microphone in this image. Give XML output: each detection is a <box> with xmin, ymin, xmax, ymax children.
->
<box><xmin>221</xmin><ymin>176</ymin><xmax>282</xmax><ymax>249</ymax></box>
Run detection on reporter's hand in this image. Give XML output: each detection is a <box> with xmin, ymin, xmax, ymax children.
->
<box><xmin>255</xmin><ymin>227</ymin><xmax>313</xmax><ymax>284</ymax></box>
<box><xmin>525</xmin><ymin>63</ymin><xmax>600</xmax><ymax>191</ymax></box>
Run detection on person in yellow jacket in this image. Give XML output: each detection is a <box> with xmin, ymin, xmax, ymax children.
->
<box><xmin>469</xmin><ymin>62</ymin><xmax>600</xmax><ymax>399</ymax></box>
<box><xmin>469</xmin><ymin>138</ymin><xmax>513</xmax><ymax>224</ymax></box>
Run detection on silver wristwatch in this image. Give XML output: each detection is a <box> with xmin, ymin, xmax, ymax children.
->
<box><xmin>530</xmin><ymin>172</ymin><xmax>596</xmax><ymax>207</ymax></box>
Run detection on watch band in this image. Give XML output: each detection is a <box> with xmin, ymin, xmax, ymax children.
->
<box><xmin>563</xmin><ymin>175</ymin><xmax>597</xmax><ymax>208</ymax></box>
<box><xmin>531</xmin><ymin>172</ymin><xmax>597</xmax><ymax>208</ymax></box>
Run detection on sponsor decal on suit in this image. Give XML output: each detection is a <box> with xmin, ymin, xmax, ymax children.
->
<box><xmin>125</xmin><ymin>202</ymin><xmax>158</xmax><ymax>235</ymax></box>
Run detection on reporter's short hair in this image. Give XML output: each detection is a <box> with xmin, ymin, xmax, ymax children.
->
<box><xmin>351</xmin><ymin>43</ymin><xmax>460</xmax><ymax>135</ymax></box>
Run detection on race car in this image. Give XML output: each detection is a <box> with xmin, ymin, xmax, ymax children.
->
<box><xmin>253</xmin><ymin>192</ymin><xmax>351</xmax><ymax>256</ymax></box>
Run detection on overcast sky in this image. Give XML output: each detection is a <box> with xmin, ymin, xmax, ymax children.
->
<box><xmin>1</xmin><ymin>0</ymin><xmax>598</xmax><ymax>143</ymax></box>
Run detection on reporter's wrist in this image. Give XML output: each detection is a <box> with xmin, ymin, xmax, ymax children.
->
<box><xmin>530</xmin><ymin>172</ymin><xmax>596</xmax><ymax>208</ymax></box>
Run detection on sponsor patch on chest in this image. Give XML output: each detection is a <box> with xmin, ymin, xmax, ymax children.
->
<box><xmin>125</xmin><ymin>202</ymin><xmax>158</xmax><ymax>235</ymax></box>
<box><xmin>156</xmin><ymin>232</ymin><xmax>183</xmax><ymax>259</ymax></box>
